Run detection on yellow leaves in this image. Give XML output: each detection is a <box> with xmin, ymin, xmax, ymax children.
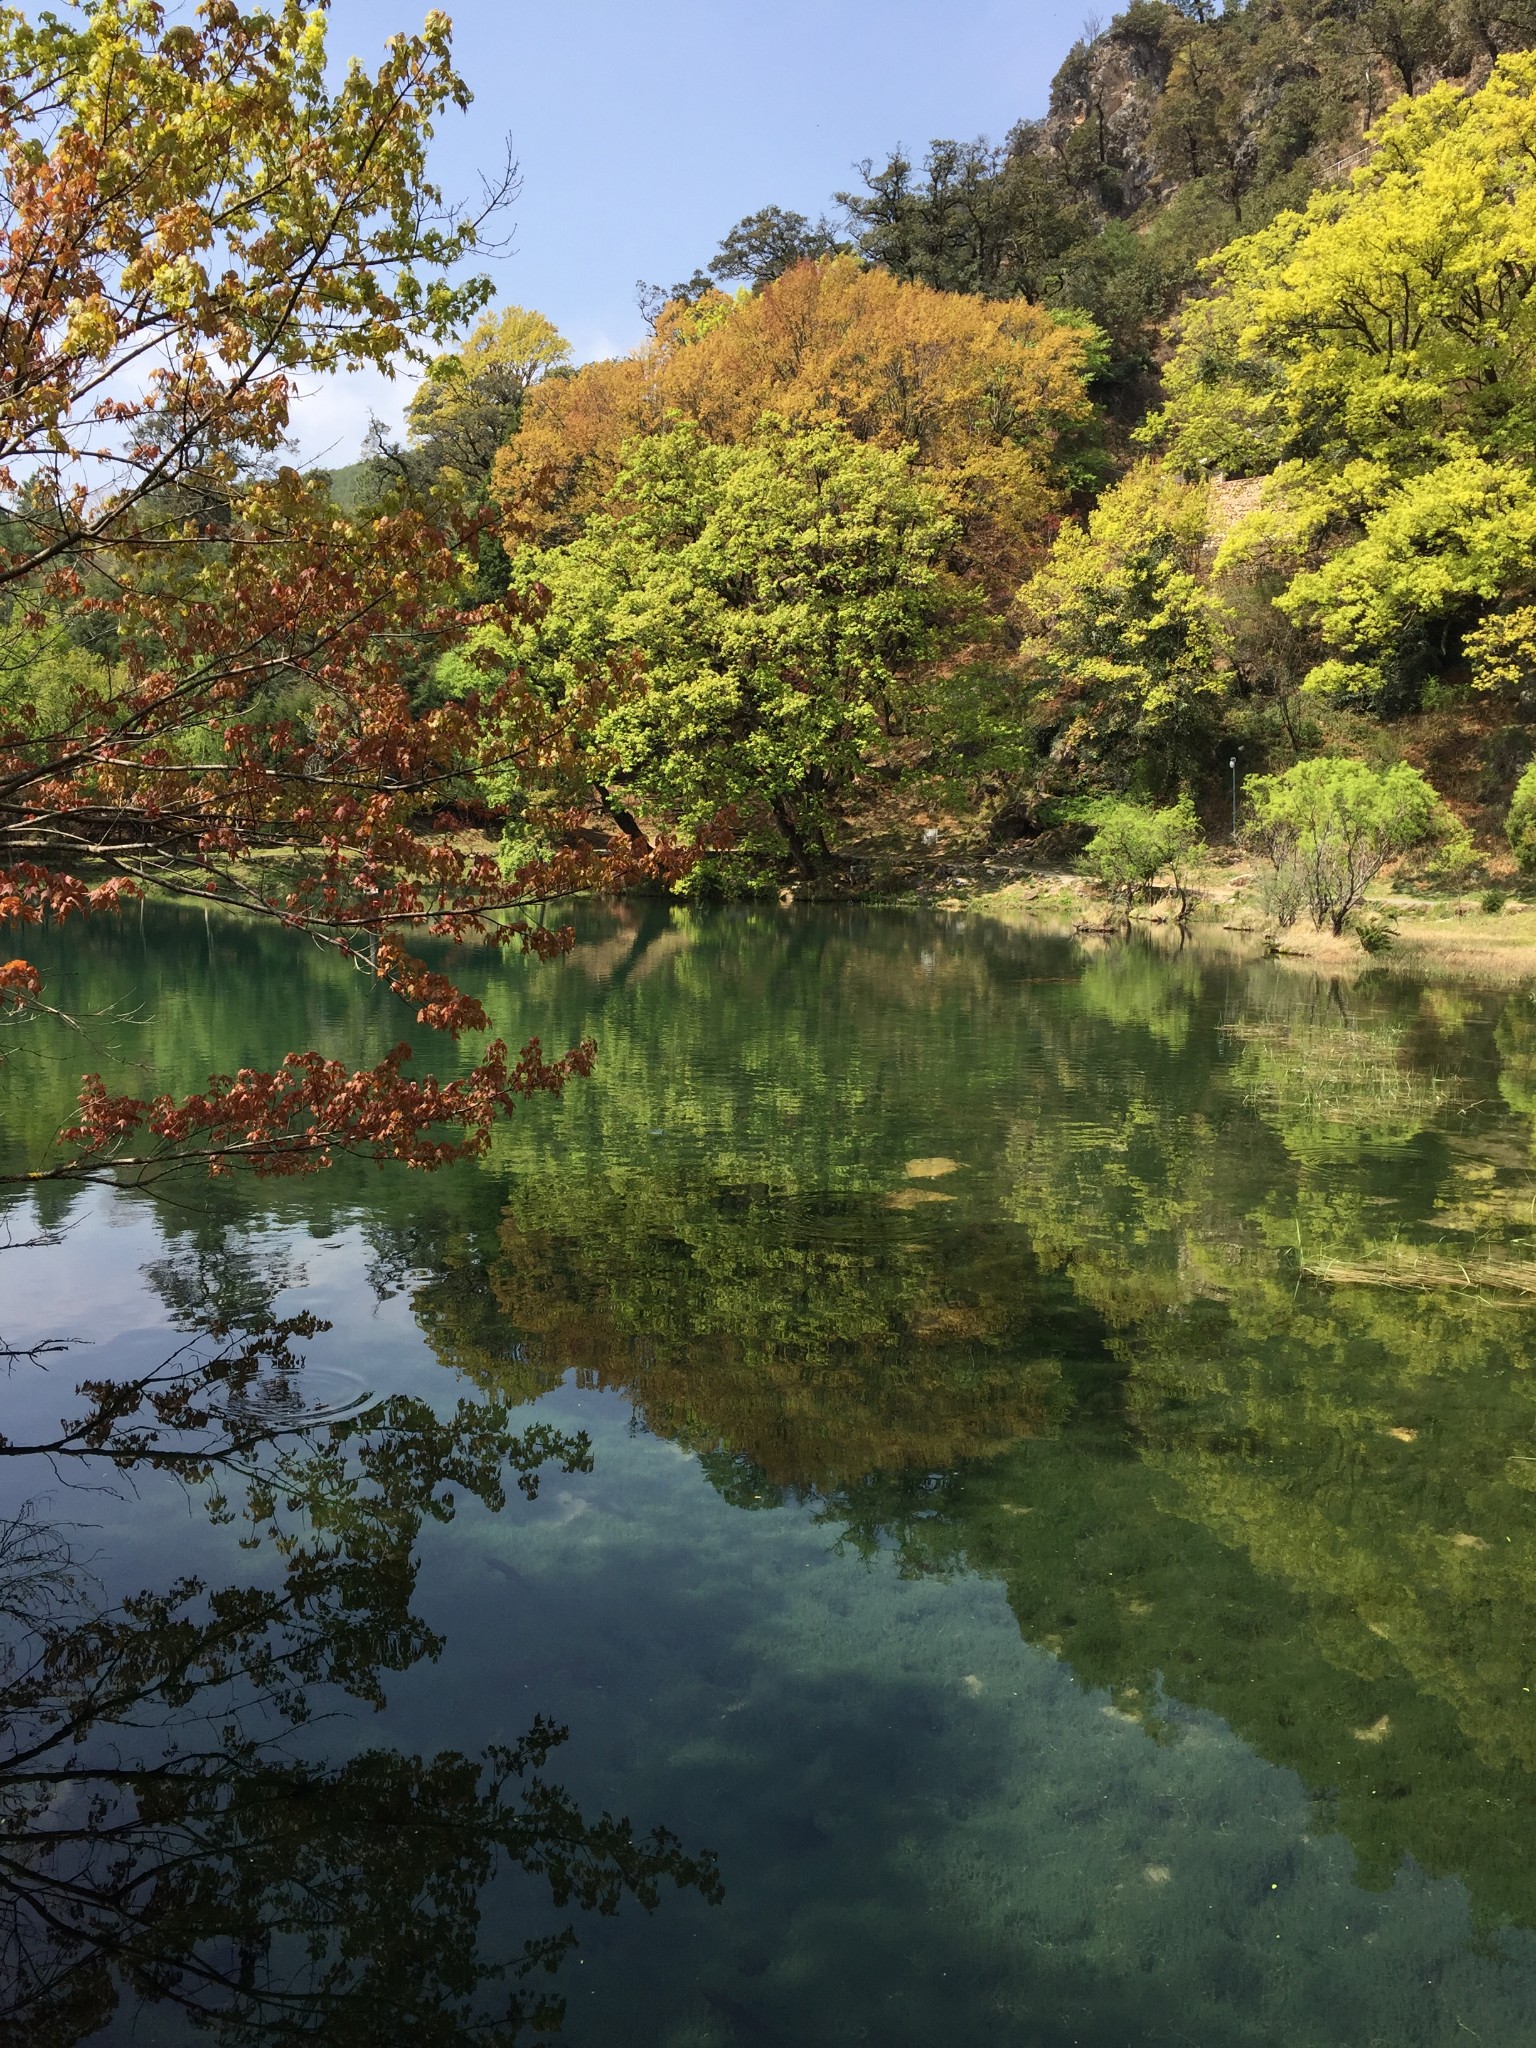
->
<box><xmin>60</xmin><ymin>294</ymin><xmax>118</xmax><ymax>360</ymax></box>
<box><xmin>497</xmin><ymin>258</ymin><xmax>1090</xmax><ymax>587</ymax></box>
<box><xmin>1162</xmin><ymin>51</ymin><xmax>1536</xmax><ymax>479</ymax></box>
<box><xmin>403</xmin><ymin>304</ymin><xmax>572</xmax><ymax>494</ymax></box>
<box><xmin>1142</xmin><ymin>53</ymin><xmax>1536</xmax><ymax>724</ymax></box>
<box><xmin>1013</xmin><ymin>458</ymin><xmax>1224</xmax><ymax>743</ymax></box>
<box><xmin>460</xmin><ymin>305</ymin><xmax>570</xmax><ymax>388</ymax></box>
<box><xmin>1466</xmin><ymin>607</ymin><xmax>1536</xmax><ymax>697</ymax></box>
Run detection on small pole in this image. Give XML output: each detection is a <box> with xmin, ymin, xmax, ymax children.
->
<box><xmin>1229</xmin><ymin>754</ymin><xmax>1239</xmax><ymax>839</ymax></box>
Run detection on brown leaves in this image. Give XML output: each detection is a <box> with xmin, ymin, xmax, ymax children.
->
<box><xmin>60</xmin><ymin>1033</ymin><xmax>599</xmax><ymax>1181</ymax></box>
<box><xmin>0</xmin><ymin>7</ymin><xmax>674</xmax><ymax>1182</ymax></box>
<box><xmin>495</xmin><ymin>257</ymin><xmax>1092</xmax><ymax>590</ymax></box>
<box><xmin>0</xmin><ymin>955</ymin><xmax>39</xmax><ymax>1010</ymax></box>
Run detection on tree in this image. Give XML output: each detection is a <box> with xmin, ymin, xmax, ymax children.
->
<box><xmin>1077</xmin><ymin>794</ymin><xmax>1204</xmax><ymax>915</ymax></box>
<box><xmin>1366</xmin><ymin>0</ymin><xmax>1456</xmax><ymax>92</ymax></box>
<box><xmin>380</xmin><ymin>305</ymin><xmax>573</xmax><ymax>498</ymax></box>
<box><xmin>837</xmin><ymin>136</ymin><xmax>1083</xmax><ymax>301</ymax></box>
<box><xmin>1153</xmin><ymin>56</ymin><xmax>1536</xmax><ymax>711</ymax></box>
<box><xmin>1243</xmin><ymin>756</ymin><xmax>1456</xmax><ymax>933</ymax></box>
<box><xmin>0</xmin><ymin>2</ymin><xmax>676</xmax><ymax>1185</ymax></box>
<box><xmin>1148</xmin><ymin>12</ymin><xmax>1256</xmax><ymax>219</ymax></box>
<box><xmin>477</xmin><ymin>419</ymin><xmax>961</xmax><ymax>879</ymax></box>
<box><xmin>495</xmin><ymin>257</ymin><xmax>1092</xmax><ymax>590</ymax></box>
<box><xmin>705</xmin><ymin>204</ymin><xmax>845</xmax><ymax>287</ymax></box>
<box><xmin>1455</xmin><ymin>0</ymin><xmax>1536</xmax><ymax>57</ymax></box>
<box><xmin>1277</xmin><ymin>452</ymin><xmax>1536</xmax><ymax>709</ymax></box>
<box><xmin>1157</xmin><ymin>56</ymin><xmax>1536</xmax><ymax>479</ymax></box>
<box><xmin>1014</xmin><ymin>460</ymin><xmax>1225</xmax><ymax>793</ymax></box>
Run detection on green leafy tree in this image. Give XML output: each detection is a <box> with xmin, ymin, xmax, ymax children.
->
<box><xmin>0</xmin><ymin>617</ymin><xmax>112</xmax><ymax>740</ymax></box>
<box><xmin>365</xmin><ymin>304</ymin><xmax>572</xmax><ymax>511</ymax></box>
<box><xmin>1244</xmin><ymin>756</ymin><xmax>1456</xmax><ymax>933</ymax></box>
<box><xmin>837</xmin><ymin>136</ymin><xmax>1083</xmax><ymax>302</ymax></box>
<box><xmin>1148</xmin><ymin>10</ymin><xmax>1256</xmax><ymax>220</ymax></box>
<box><xmin>1278</xmin><ymin>452</ymin><xmax>1536</xmax><ymax>709</ymax></box>
<box><xmin>1078</xmin><ymin>794</ymin><xmax>1205</xmax><ymax>915</ymax></box>
<box><xmin>1367</xmin><ymin>0</ymin><xmax>1457</xmax><ymax>91</ymax></box>
<box><xmin>1457</xmin><ymin>0</ymin><xmax>1536</xmax><ymax>55</ymax></box>
<box><xmin>365</xmin><ymin>303</ymin><xmax>573</xmax><ymax>607</ymax></box>
<box><xmin>474</xmin><ymin>419</ymin><xmax>962</xmax><ymax>880</ymax></box>
<box><xmin>1014</xmin><ymin>460</ymin><xmax>1224</xmax><ymax>792</ymax></box>
<box><xmin>705</xmin><ymin>205</ymin><xmax>845</xmax><ymax>287</ymax></box>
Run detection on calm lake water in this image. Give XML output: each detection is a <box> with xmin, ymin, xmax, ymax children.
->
<box><xmin>5</xmin><ymin>900</ymin><xmax>1536</xmax><ymax>2045</ymax></box>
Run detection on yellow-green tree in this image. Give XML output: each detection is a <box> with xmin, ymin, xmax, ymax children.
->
<box><xmin>394</xmin><ymin>304</ymin><xmax>572</xmax><ymax>497</ymax></box>
<box><xmin>1244</xmin><ymin>756</ymin><xmax>1460</xmax><ymax>933</ymax></box>
<box><xmin>494</xmin><ymin>258</ymin><xmax>1092</xmax><ymax>592</ymax></box>
<box><xmin>1154</xmin><ymin>54</ymin><xmax>1536</xmax><ymax>711</ymax></box>
<box><xmin>1014</xmin><ymin>460</ymin><xmax>1224</xmax><ymax>791</ymax></box>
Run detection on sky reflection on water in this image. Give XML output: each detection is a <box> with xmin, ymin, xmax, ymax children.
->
<box><xmin>4</xmin><ymin>902</ymin><xmax>1536</xmax><ymax>2044</ymax></box>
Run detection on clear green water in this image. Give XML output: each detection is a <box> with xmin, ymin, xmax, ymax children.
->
<box><xmin>6</xmin><ymin>901</ymin><xmax>1536</xmax><ymax>2044</ymax></box>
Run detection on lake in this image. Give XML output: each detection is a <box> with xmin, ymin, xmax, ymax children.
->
<box><xmin>4</xmin><ymin>899</ymin><xmax>1536</xmax><ymax>2046</ymax></box>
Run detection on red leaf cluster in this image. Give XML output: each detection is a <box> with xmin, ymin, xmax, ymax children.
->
<box><xmin>61</xmin><ymin>1035</ymin><xmax>598</xmax><ymax>1180</ymax></box>
<box><xmin>0</xmin><ymin>4</ymin><xmax>709</xmax><ymax>1182</ymax></box>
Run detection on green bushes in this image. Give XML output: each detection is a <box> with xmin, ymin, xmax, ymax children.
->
<box><xmin>1245</xmin><ymin>758</ymin><xmax>1457</xmax><ymax>935</ymax></box>
<box><xmin>1078</xmin><ymin>796</ymin><xmax>1203</xmax><ymax>917</ymax></box>
<box><xmin>1507</xmin><ymin>763</ymin><xmax>1536</xmax><ymax>873</ymax></box>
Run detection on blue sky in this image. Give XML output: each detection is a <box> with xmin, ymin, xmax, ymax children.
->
<box><xmin>292</xmin><ymin>0</ymin><xmax>1088</xmax><ymax>464</ymax></box>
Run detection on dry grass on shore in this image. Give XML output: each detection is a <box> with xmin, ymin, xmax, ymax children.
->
<box><xmin>956</xmin><ymin>861</ymin><xmax>1536</xmax><ymax>987</ymax></box>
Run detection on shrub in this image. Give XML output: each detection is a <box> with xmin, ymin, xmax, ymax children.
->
<box><xmin>1078</xmin><ymin>796</ymin><xmax>1204</xmax><ymax>917</ymax></box>
<box><xmin>1482</xmin><ymin>887</ymin><xmax>1509</xmax><ymax>916</ymax></box>
<box><xmin>1507</xmin><ymin>762</ymin><xmax>1536</xmax><ymax>874</ymax></box>
<box><xmin>1254</xmin><ymin>859</ymin><xmax>1306</xmax><ymax>934</ymax></box>
<box><xmin>1244</xmin><ymin>758</ymin><xmax>1455</xmax><ymax>937</ymax></box>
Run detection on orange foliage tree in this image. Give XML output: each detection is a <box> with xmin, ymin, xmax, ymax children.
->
<box><xmin>495</xmin><ymin>258</ymin><xmax>1093</xmax><ymax>592</ymax></box>
<box><xmin>0</xmin><ymin>0</ymin><xmax>681</xmax><ymax>1184</ymax></box>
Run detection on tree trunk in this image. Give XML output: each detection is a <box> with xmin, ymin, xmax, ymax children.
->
<box><xmin>770</xmin><ymin>794</ymin><xmax>816</xmax><ymax>876</ymax></box>
<box><xmin>593</xmin><ymin>783</ymin><xmax>652</xmax><ymax>853</ymax></box>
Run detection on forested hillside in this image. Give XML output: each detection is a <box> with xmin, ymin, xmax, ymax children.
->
<box><xmin>332</xmin><ymin>0</ymin><xmax>1536</xmax><ymax>894</ymax></box>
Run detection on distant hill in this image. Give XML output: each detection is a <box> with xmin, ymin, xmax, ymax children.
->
<box><xmin>317</xmin><ymin>458</ymin><xmax>378</xmax><ymax>515</ymax></box>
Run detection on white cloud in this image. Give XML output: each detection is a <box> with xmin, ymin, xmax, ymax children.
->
<box><xmin>283</xmin><ymin>363</ymin><xmax>419</xmax><ymax>472</ymax></box>
<box><xmin>566</xmin><ymin>319</ymin><xmax>640</xmax><ymax>367</ymax></box>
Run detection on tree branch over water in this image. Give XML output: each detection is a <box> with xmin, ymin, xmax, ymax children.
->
<box><xmin>0</xmin><ymin>1</ymin><xmax>696</xmax><ymax>1187</ymax></box>
<box><xmin>0</xmin><ymin>1292</ymin><xmax>722</xmax><ymax>2045</ymax></box>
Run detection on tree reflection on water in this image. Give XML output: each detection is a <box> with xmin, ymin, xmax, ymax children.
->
<box><xmin>0</xmin><ymin>1297</ymin><xmax>721</xmax><ymax>2047</ymax></box>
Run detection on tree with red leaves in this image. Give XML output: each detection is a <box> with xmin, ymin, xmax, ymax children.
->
<box><xmin>0</xmin><ymin>0</ymin><xmax>678</xmax><ymax>1183</ymax></box>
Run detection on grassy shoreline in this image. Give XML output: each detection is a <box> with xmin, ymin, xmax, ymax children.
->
<box><xmin>108</xmin><ymin>838</ymin><xmax>1536</xmax><ymax>987</ymax></box>
<box><xmin>885</xmin><ymin>853</ymin><xmax>1536</xmax><ymax>985</ymax></box>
